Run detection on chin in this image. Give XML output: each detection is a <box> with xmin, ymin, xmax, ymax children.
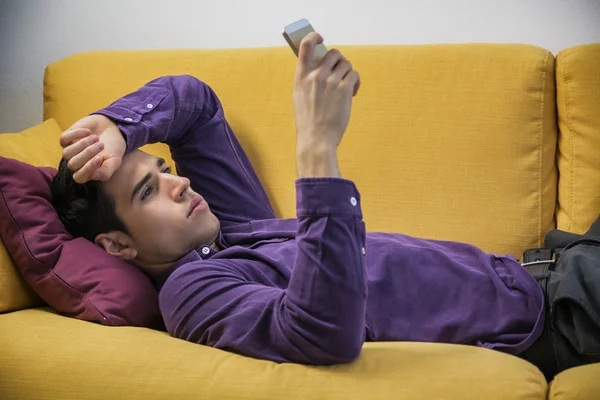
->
<box><xmin>192</xmin><ymin>225</ymin><xmax>220</xmax><ymax>249</ymax></box>
<box><xmin>212</xmin><ymin>215</ymin><xmax>221</xmax><ymax>234</ymax></box>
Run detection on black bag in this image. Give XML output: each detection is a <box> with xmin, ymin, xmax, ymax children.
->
<box><xmin>522</xmin><ymin>216</ymin><xmax>600</xmax><ymax>380</ymax></box>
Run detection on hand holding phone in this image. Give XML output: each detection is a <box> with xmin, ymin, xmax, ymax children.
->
<box><xmin>283</xmin><ymin>19</ymin><xmax>361</xmax><ymax>178</ymax></box>
<box><xmin>289</xmin><ymin>31</ymin><xmax>361</xmax><ymax>179</ymax></box>
<box><xmin>282</xmin><ymin>18</ymin><xmax>360</xmax><ymax>96</ymax></box>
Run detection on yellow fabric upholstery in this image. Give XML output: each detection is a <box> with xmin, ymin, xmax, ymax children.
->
<box><xmin>0</xmin><ymin>119</ymin><xmax>63</xmax><ymax>313</ymax></box>
<box><xmin>548</xmin><ymin>364</ymin><xmax>600</xmax><ymax>400</ymax></box>
<box><xmin>0</xmin><ymin>241</ymin><xmax>43</xmax><ymax>313</ymax></box>
<box><xmin>0</xmin><ymin>308</ymin><xmax>547</xmax><ymax>400</ymax></box>
<box><xmin>43</xmin><ymin>44</ymin><xmax>557</xmax><ymax>257</ymax></box>
<box><xmin>0</xmin><ymin>118</ymin><xmax>64</xmax><ymax>165</ymax></box>
<box><xmin>555</xmin><ymin>44</ymin><xmax>600</xmax><ymax>233</ymax></box>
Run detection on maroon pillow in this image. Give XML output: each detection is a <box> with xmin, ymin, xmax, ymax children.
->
<box><xmin>0</xmin><ymin>156</ymin><xmax>164</xmax><ymax>329</ymax></box>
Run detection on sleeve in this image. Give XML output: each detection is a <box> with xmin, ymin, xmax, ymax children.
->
<box><xmin>91</xmin><ymin>75</ymin><xmax>276</xmax><ymax>226</ymax></box>
<box><xmin>159</xmin><ymin>179</ymin><xmax>368</xmax><ymax>364</ymax></box>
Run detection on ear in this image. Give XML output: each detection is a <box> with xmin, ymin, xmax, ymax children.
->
<box><xmin>94</xmin><ymin>231</ymin><xmax>138</xmax><ymax>260</ymax></box>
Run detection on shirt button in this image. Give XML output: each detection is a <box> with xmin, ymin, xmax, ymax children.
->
<box><xmin>146</xmin><ymin>103</ymin><xmax>153</xmax><ymax>109</ymax></box>
<box><xmin>124</xmin><ymin>117</ymin><xmax>133</xmax><ymax>122</ymax></box>
<box><xmin>362</xmin><ymin>247</ymin><xmax>366</xmax><ymax>255</ymax></box>
<box><xmin>201</xmin><ymin>247</ymin><xmax>210</xmax><ymax>255</ymax></box>
<box><xmin>350</xmin><ymin>197</ymin><xmax>358</xmax><ymax>206</ymax></box>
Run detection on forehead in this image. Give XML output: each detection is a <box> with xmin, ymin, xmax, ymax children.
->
<box><xmin>102</xmin><ymin>150</ymin><xmax>157</xmax><ymax>203</ymax></box>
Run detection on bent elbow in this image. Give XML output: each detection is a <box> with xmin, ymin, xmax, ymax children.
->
<box><xmin>333</xmin><ymin>340</ymin><xmax>364</xmax><ymax>364</ymax></box>
<box><xmin>302</xmin><ymin>334</ymin><xmax>365</xmax><ymax>365</ymax></box>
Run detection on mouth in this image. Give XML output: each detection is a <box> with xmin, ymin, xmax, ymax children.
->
<box><xmin>187</xmin><ymin>196</ymin><xmax>207</xmax><ymax>217</ymax></box>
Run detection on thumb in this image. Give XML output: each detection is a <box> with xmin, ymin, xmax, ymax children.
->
<box><xmin>297</xmin><ymin>32</ymin><xmax>324</xmax><ymax>73</ymax></box>
<box><xmin>93</xmin><ymin>157</ymin><xmax>121</xmax><ymax>181</ymax></box>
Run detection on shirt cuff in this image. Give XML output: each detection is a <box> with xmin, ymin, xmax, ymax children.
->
<box><xmin>90</xmin><ymin>110</ymin><xmax>147</xmax><ymax>154</ymax></box>
<box><xmin>90</xmin><ymin>86</ymin><xmax>169</xmax><ymax>153</ymax></box>
<box><xmin>296</xmin><ymin>178</ymin><xmax>363</xmax><ymax>218</ymax></box>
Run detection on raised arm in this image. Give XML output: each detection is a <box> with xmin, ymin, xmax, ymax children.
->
<box><xmin>59</xmin><ymin>75</ymin><xmax>276</xmax><ymax>227</ymax></box>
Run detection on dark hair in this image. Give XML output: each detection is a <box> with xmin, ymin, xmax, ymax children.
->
<box><xmin>52</xmin><ymin>158</ymin><xmax>129</xmax><ymax>241</ymax></box>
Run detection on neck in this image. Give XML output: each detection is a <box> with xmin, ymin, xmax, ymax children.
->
<box><xmin>136</xmin><ymin>258</ymin><xmax>176</xmax><ymax>280</ymax></box>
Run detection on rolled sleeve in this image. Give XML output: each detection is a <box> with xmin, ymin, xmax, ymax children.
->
<box><xmin>90</xmin><ymin>75</ymin><xmax>210</xmax><ymax>153</ymax></box>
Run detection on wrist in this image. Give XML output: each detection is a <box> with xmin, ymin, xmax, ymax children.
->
<box><xmin>296</xmin><ymin>144</ymin><xmax>340</xmax><ymax>178</ymax></box>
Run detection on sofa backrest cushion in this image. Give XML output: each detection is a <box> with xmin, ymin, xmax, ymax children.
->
<box><xmin>43</xmin><ymin>45</ymin><xmax>557</xmax><ymax>257</ymax></box>
<box><xmin>555</xmin><ymin>44</ymin><xmax>600</xmax><ymax>233</ymax></box>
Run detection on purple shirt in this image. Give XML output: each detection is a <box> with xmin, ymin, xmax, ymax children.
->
<box><xmin>94</xmin><ymin>75</ymin><xmax>545</xmax><ymax>364</ymax></box>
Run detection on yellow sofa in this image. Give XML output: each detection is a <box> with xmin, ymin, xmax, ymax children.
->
<box><xmin>1</xmin><ymin>43</ymin><xmax>599</xmax><ymax>400</ymax></box>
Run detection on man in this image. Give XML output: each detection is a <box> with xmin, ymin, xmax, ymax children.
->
<box><xmin>51</xmin><ymin>33</ymin><xmax>594</xmax><ymax>378</ymax></box>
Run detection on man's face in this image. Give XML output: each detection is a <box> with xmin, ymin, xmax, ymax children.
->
<box><xmin>102</xmin><ymin>150</ymin><xmax>220</xmax><ymax>269</ymax></box>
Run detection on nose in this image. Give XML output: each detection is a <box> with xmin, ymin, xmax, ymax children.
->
<box><xmin>168</xmin><ymin>174</ymin><xmax>191</xmax><ymax>201</ymax></box>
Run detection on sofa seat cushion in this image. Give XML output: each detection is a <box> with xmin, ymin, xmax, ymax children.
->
<box><xmin>0</xmin><ymin>308</ymin><xmax>547</xmax><ymax>400</ymax></box>
<box><xmin>548</xmin><ymin>363</ymin><xmax>600</xmax><ymax>400</ymax></box>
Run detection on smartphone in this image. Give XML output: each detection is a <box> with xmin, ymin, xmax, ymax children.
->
<box><xmin>282</xmin><ymin>18</ymin><xmax>328</xmax><ymax>62</ymax></box>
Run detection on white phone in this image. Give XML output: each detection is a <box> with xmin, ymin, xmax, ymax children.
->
<box><xmin>282</xmin><ymin>18</ymin><xmax>328</xmax><ymax>62</ymax></box>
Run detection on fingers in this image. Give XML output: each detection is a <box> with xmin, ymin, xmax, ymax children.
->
<box><xmin>59</xmin><ymin>127</ymin><xmax>92</xmax><ymax>148</ymax></box>
<box><xmin>298</xmin><ymin>32</ymin><xmax>324</xmax><ymax>72</ymax></box>
<box><xmin>72</xmin><ymin>154</ymin><xmax>121</xmax><ymax>183</ymax></box>
<box><xmin>72</xmin><ymin>156</ymin><xmax>103</xmax><ymax>184</ymax></box>
<box><xmin>352</xmin><ymin>72</ymin><xmax>361</xmax><ymax>96</ymax></box>
<box><xmin>319</xmin><ymin>49</ymin><xmax>359</xmax><ymax>93</ymax></box>
<box><xmin>62</xmin><ymin>134</ymin><xmax>99</xmax><ymax>160</ymax></box>
<box><xmin>91</xmin><ymin>167</ymin><xmax>109</xmax><ymax>182</ymax></box>
<box><xmin>331</xmin><ymin>58</ymin><xmax>353</xmax><ymax>82</ymax></box>
<box><xmin>92</xmin><ymin>158</ymin><xmax>121</xmax><ymax>182</ymax></box>
<box><xmin>67</xmin><ymin>140</ymin><xmax>104</xmax><ymax>172</ymax></box>
<box><xmin>328</xmin><ymin>53</ymin><xmax>359</xmax><ymax>96</ymax></box>
<box><xmin>343</xmin><ymin>70</ymin><xmax>361</xmax><ymax>96</ymax></box>
<box><xmin>320</xmin><ymin>49</ymin><xmax>344</xmax><ymax>73</ymax></box>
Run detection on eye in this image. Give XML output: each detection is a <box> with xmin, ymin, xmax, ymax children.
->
<box><xmin>162</xmin><ymin>166</ymin><xmax>172</xmax><ymax>174</ymax></box>
<box><xmin>141</xmin><ymin>186</ymin><xmax>154</xmax><ymax>201</ymax></box>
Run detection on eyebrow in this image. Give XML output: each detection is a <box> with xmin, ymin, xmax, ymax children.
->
<box><xmin>131</xmin><ymin>158</ymin><xmax>166</xmax><ymax>203</ymax></box>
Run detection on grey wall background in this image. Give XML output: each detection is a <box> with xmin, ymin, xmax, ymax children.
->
<box><xmin>0</xmin><ymin>0</ymin><xmax>599</xmax><ymax>132</ymax></box>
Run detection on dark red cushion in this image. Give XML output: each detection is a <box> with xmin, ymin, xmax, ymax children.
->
<box><xmin>0</xmin><ymin>156</ymin><xmax>164</xmax><ymax>329</ymax></box>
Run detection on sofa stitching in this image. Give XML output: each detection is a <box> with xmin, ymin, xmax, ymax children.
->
<box><xmin>556</xmin><ymin>50</ymin><xmax>574</xmax><ymax>233</ymax></box>
<box><xmin>538</xmin><ymin>51</ymin><xmax>549</xmax><ymax>247</ymax></box>
<box><xmin>563</xmin><ymin>52</ymin><xmax>574</xmax><ymax>233</ymax></box>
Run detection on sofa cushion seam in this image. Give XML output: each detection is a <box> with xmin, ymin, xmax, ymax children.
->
<box><xmin>538</xmin><ymin>51</ymin><xmax>549</xmax><ymax>247</ymax></box>
<box><xmin>563</xmin><ymin>53</ymin><xmax>574</xmax><ymax>233</ymax></box>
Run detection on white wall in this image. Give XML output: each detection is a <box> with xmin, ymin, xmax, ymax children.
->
<box><xmin>0</xmin><ymin>0</ymin><xmax>599</xmax><ymax>132</ymax></box>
